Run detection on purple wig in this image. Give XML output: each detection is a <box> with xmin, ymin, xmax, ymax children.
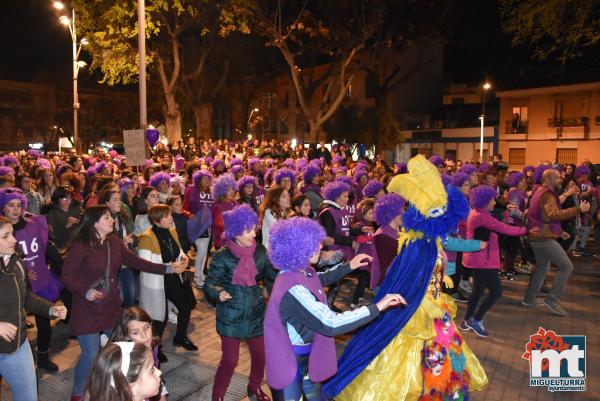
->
<box><xmin>283</xmin><ymin>158</ymin><xmax>295</xmax><ymax>170</ymax></box>
<box><xmin>506</xmin><ymin>172</ymin><xmax>524</xmax><ymax>188</ymax></box>
<box><xmin>274</xmin><ymin>168</ymin><xmax>296</xmax><ymax>187</ymax></box>
<box><xmin>229</xmin><ymin>157</ymin><xmax>243</xmax><ymax>167</ymax></box>
<box><xmin>193</xmin><ymin>169</ymin><xmax>213</xmax><ymax>187</ymax></box>
<box><xmin>175</xmin><ymin>155</ymin><xmax>185</xmax><ymax>171</ymax></box>
<box><xmin>441</xmin><ymin>174</ymin><xmax>452</xmax><ymax>186</ymax></box>
<box><xmin>575</xmin><ymin>165</ymin><xmax>592</xmax><ymax>179</ymax></box>
<box><xmin>395</xmin><ymin>162</ymin><xmax>408</xmax><ymax>174</ymax></box>
<box><xmin>323</xmin><ymin>181</ymin><xmax>352</xmax><ymax>202</ymax></box>
<box><xmin>522</xmin><ymin>165</ymin><xmax>535</xmax><ymax>175</ymax></box>
<box><xmin>451</xmin><ymin>172</ymin><xmax>470</xmax><ymax>188</ymax></box>
<box><xmin>332</xmin><ymin>166</ymin><xmax>347</xmax><ymax>176</ymax></box>
<box><xmin>145</xmin><ymin>159</ymin><xmax>154</xmax><ymax>167</ymax></box>
<box><xmin>264</xmin><ymin>167</ymin><xmax>276</xmax><ymax>186</ymax></box>
<box><xmin>296</xmin><ymin>158</ymin><xmax>308</xmax><ymax>172</ymax></box>
<box><xmin>211</xmin><ymin>173</ymin><xmax>237</xmax><ymax>200</ymax></box>
<box><xmin>469</xmin><ymin>185</ymin><xmax>496</xmax><ymax>210</ymax></box>
<box><xmin>374</xmin><ymin>193</ymin><xmax>405</xmax><ymax>226</ymax></box>
<box><xmin>354</xmin><ymin>169</ymin><xmax>369</xmax><ymax>185</ymax></box>
<box><xmin>37</xmin><ymin>159</ymin><xmax>51</xmax><ymax>170</ymax></box>
<box><xmin>303</xmin><ymin>165</ymin><xmax>321</xmax><ymax>184</ymax></box>
<box><xmin>478</xmin><ymin>162</ymin><xmax>491</xmax><ymax>173</ymax></box>
<box><xmin>223</xmin><ymin>204</ymin><xmax>259</xmax><ymax>240</ymax></box>
<box><xmin>56</xmin><ymin>164</ymin><xmax>72</xmax><ymax>178</ymax></box>
<box><xmin>0</xmin><ymin>166</ymin><xmax>15</xmax><ymax>177</ymax></box>
<box><xmin>117</xmin><ymin>178</ymin><xmax>135</xmax><ymax>194</ymax></box>
<box><xmin>264</xmin><ymin>158</ymin><xmax>275</xmax><ymax>167</ymax></box>
<box><xmin>429</xmin><ymin>154</ymin><xmax>444</xmax><ymax>167</ymax></box>
<box><xmin>310</xmin><ymin>158</ymin><xmax>324</xmax><ymax>169</ymax></box>
<box><xmin>458</xmin><ymin>163</ymin><xmax>477</xmax><ymax>176</ymax></box>
<box><xmin>86</xmin><ymin>165</ymin><xmax>97</xmax><ymax>179</ymax></box>
<box><xmin>238</xmin><ymin>175</ymin><xmax>257</xmax><ymax>192</ymax></box>
<box><xmin>2</xmin><ymin>156</ymin><xmax>18</xmax><ymax>166</ymax></box>
<box><xmin>0</xmin><ymin>188</ymin><xmax>28</xmax><ymax>215</ymax></box>
<box><xmin>362</xmin><ymin>181</ymin><xmax>384</xmax><ymax>198</ymax></box>
<box><xmin>95</xmin><ymin>161</ymin><xmax>111</xmax><ymax>175</ymax></box>
<box><xmin>268</xmin><ymin>217</ymin><xmax>325</xmax><ymax>271</ymax></box>
<box><xmin>332</xmin><ymin>155</ymin><xmax>344</xmax><ymax>165</ymax></box>
<box><xmin>533</xmin><ymin>165</ymin><xmax>551</xmax><ymax>185</ymax></box>
<box><xmin>149</xmin><ymin>172</ymin><xmax>171</xmax><ymax>188</ymax></box>
<box><xmin>112</xmin><ymin>158</ymin><xmax>122</xmax><ymax>167</ymax></box>
<box><xmin>212</xmin><ymin>158</ymin><xmax>226</xmax><ymax>171</ymax></box>
<box><xmin>248</xmin><ymin>157</ymin><xmax>261</xmax><ymax>171</ymax></box>
<box><xmin>230</xmin><ymin>165</ymin><xmax>245</xmax><ymax>176</ymax></box>
<box><xmin>334</xmin><ymin>175</ymin><xmax>353</xmax><ymax>187</ymax></box>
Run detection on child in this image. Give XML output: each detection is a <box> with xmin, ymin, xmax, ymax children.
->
<box><xmin>83</xmin><ymin>341</ymin><xmax>162</xmax><ymax>401</ymax></box>
<box><xmin>349</xmin><ymin>199</ymin><xmax>377</xmax><ymax>308</ymax></box>
<box><xmin>110</xmin><ymin>306</ymin><xmax>168</xmax><ymax>401</ymax></box>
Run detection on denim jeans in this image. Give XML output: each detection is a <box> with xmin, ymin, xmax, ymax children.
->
<box><xmin>73</xmin><ymin>329</ymin><xmax>112</xmax><ymax>396</ymax></box>
<box><xmin>0</xmin><ymin>340</ymin><xmax>38</xmax><ymax>401</ymax></box>
<box><xmin>118</xmin><ymin>266</ymin><xmax>138</xmax><ymax>307</ymax></box>
<box><xmin>271</xmin><ymin>353</ymin><xmax>322</xmax><ymax>401</ymax></box>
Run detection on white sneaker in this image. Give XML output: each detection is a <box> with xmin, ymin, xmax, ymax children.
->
<box><xmin>459</xmin><ymin>279</ymin><xmax>472</xmax><ymax>294</ymax></box>
<box><xmin>168</xmin><ymin>309</ymin><xmax>178</xmax><ymax>324</ymax></box>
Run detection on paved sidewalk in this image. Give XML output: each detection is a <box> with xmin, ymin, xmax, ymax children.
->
<box><xmin>2</xmin><ymin>254</ymin><xmax>598</xmax><ymax>400</ymax></box>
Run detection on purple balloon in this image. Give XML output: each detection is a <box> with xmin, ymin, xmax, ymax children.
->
<box><xmin>146</xmin><ymin>128</ymin><xmax>160</xmax><ymax>147</ymax></box>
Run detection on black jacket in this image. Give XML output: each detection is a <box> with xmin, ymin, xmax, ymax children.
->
<box><xmin>0</xmin><ymin>254</ymin><xmax>53</xmax><ymax>354</ymax></box>
<box><xmin>203</xmin><ymin>244</ymin><xmax>276</xmax><ymax>339</ymax></box>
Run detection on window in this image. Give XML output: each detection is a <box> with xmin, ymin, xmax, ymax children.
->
<box><xmin>509</xmin><ymin>106</ymin><xmax>528</xmax><ymax>133</ymax></box>
<box><xmin>451</xmin><ymin>97</ymin><xmax>464</xmax><ymax>105</ymax></box>
<box><xmin>509</xmin><ymin>148</ymin><xmax>526</xmax><ymax>165</ymax></box>
<box><xmin>556</xmin><ymin>149</ymin><xmax>577</xmax><ymax>165</ymax></box>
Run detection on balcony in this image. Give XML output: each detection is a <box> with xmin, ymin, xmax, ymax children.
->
<box><xmin>505</xmin><ymin>119</ymin><xmax>528</xmax><ymax>134</ymax></box>
<box><xmin>547</xmin><ymin>116</ymin><xmax>588</xmax><ymax>128</ymax></box>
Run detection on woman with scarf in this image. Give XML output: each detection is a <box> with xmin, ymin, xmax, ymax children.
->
<box><xmin>203</xmin><ymin>204</ymin><xmax>274</xmax><ymax>401</ymax></box>
<box><xmin>210</xmin><ymin>174</ymin><xmax>239</xmax><ymax>251</ymax></box>
<box><xmin>138</xmin><ymin>204</ymin><xmax>196</xmax><ymax>352</ymax></box>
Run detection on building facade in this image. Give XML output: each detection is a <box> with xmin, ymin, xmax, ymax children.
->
<box><xmin>496</xmin><ymin>82</ymin><xmax>600</xmax><ymax>168</ymax></box>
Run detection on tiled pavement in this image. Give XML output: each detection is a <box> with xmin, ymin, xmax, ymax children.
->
<box><xmin>2</xmin><ymin>254</ymin><xmax>599</xmax><ymax>400</ymax></box>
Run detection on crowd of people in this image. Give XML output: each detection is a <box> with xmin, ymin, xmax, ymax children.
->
<box><xmin>0</xmin><ymin>137</ymin><xmax>598</xmax><ymax>401</ymax></box>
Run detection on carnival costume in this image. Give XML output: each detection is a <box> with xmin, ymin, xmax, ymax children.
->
<box><xmin>324</xmin><ymin>155</ymin><xmax>488</xmax><ymax>401</ymax></box>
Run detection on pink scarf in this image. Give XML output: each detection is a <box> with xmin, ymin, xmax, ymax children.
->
<box><xmin>228</xmin><ymin>239</ymin><xmax>258</xmax><ymax>286</ymax></box>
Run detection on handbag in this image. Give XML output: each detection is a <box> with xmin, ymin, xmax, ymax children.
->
<box><xmin>87</xmin><ymin>241</ymin><xmax>111</xmax><ymax>303</ymax></box>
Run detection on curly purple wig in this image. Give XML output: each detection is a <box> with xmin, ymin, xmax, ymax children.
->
<box><xmin>2</xmin><ymin>156</ymin><xmax>18</xmax><ymax>166</ymax></box>
<box><xmin>296</xmin><ymin>158</ymin><xmax>308</xmax><ymax>172</ymax></box>
<box><xmin>274</xmin><ymin>168</ymin><xmax>296</xmax><ymax>187</ymax></box>
<box><xmin>211</xmin><ymin>158</ymin><xmax>226</xmax><ymax>171</ymax></box>
<box><xmin>264</xmin><ymin>167</ymin><xmax>276</xmax><ymax>186</ymax></box>
<box><xmin>362</xmin><ymin>181</ymin><xmax>384</xmax><ymax>198</ymax></box>
<box><xmin>478</xmin><ymin>162</ymin><xmax>491</xmax><ymax>173</ymax></box>
<box><xmin>174</xmin><ymin>155</ymin><xmax>185</xmax><ymax>171</ymax></box>
<box><xmin>310</xmin><ymin>158</ymin><xmax>324</xmax><ymax>169</ymax></box>
<box><xmin>283</xmin><ymin>158</ymin><xmax>295</xmax><ymax>170</ymax></box>
<box><xmin>248</xmin><ymin>157</ymin><xmax>261</xmax><ymax>171</ymax></box>
<box><xmin>0</xmin><ymin>188</ymin><xmax>28</xmax><ymax>215</ymax></box>
<box><xmin>451</xmin><ymin>172</ymin><xmax>470</xmax><ymax>188</ymax></box>
<box><xmin>230</xmin><ymin>165</ymin><xmax>245</xmax><ymax>176</ymax></box>
<box><xmin>211</xmin><ymin>173</ymin><xmax>237</xmax><ymax>200</ymax></box>
<box><xmin>303</xmin><ymin>165</ymin><xmax>321</xmax><ymax>184</ymax></box>
<box><xmin>149</xmin><ymin>171</ymin><xmax>171</xmax><ymax>188</ymax></box>
<box><xmin>268</xmin><ymin>217</ymin><xmax>325</xmax><ymax>271</ymax></box>
<box><xmin>332</xmin><ymin>155</ymin><xmax>344</xmax><ymax>165</ymax></box>
<box><xmin>334</xmin><ymin>175</ymin><xmax>353</xmax><ymax>187</ymax></box>
<box><xmin>95</xmin><ymin>161</ymin><xmax>111</xmax><ymax>175</ymax></box>
<box><xmin>354</xmin><ymin>169</ymin><xmax>369</xmax><ymax>185</ymax></box>
<box><xmin>323</xmin><ymin>181</ymin><xmax>352</xmax><ymax>202</ymax></box>
<box><xmin>522</xmin><ymin>165</ymin><xmax>535</xmax><ymax>175</ymax></box>
<box><xmin>117</xmin><ymin>178</ymin><xmax>135</xmax><ymax>194</ymax></box>
<box><xmin>223</xmin><ymin>204</ymin><xmax>259</xmax><ymax>240</ymax></box>
<box><xmin>395</xmin><ymin>162</ymin><xmax>407</xmax><ymax>174</ymax></box>
<box><xmin>229</xmin><ymin>157</ymin><xmax>243</xmax><ymax>167</ymax></box>
<box><xmin>237</xmin><ymin>175</ymin><xmax>257</xmax><ymax>192</ymax></box>
<box><xmin>429</xmin><ymin>154</ymin><xmax>444</xmax><ymax>167</ymax></box>
<box><xmin>441</xmin><ymin>174</ymin><xmax>452</xmax><ymax>186</ymax></box>
<box><xmin>192</xmin><ymin>169</ymin><xmax>213</xmax><ymax>188</ymax></box>
<box><xmin>533</xmin><ymin>165</ymin><xmax>551</xmax><ymax>185</ymax></box>
<box><xmin>332</xmin><ymin>166</ymin><xmax>347</xmax><ymax>176</ymax></box>
<box><xmin>0</xmin><ymin>166</ymin><xmax>15</xmax><ymax>177</ymax></box>
<box><xmin>86</xmin><ymin>165</ymin><xmax>97</xmax><ymax>179</ymax></box>
<box><xmin>575</xmin><ymin>165</ymin><xmax>592</xmax><ymax>178</ymax></box>
<box><xmin>37</xmin><ymin>159</ymin><xmax>51</xmax><ymax>170</ymax></box>
<box><xmin>469</xmin><ymin>184</ymin><xmax>496</xmax><ymax>210</ymax></box>
<box><xmin>506</xmin><ymin>172</ymin><xmax>524</xmax><ymax>188</ymax></box>
<box><xmin>374</xmin><ymin>193</ymin><xmax>405</xmax><ymax>226</ymax></box>
<box><xmin>458</xmin><ymin>163</ymin><xmax>477</xmax><ymax>176</ymax></box>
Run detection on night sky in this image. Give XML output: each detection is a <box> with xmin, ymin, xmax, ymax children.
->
<box><xmin>1</xmin><ymin>0</ymin><xmax>598</xmax><ymax>90</ymax></box>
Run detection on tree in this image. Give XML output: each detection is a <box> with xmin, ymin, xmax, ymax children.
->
<box><xmin>73</xmin><ymin>0</ymin><xmax>249</xmax><ymax>142</ymax></box>
<box><xmin>500</xmin><ymin>0</ymin><xmax>600</xmax><ymax>62</ymax></box>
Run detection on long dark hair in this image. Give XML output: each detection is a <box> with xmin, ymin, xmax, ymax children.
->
<box><xmin>83</xmin><ymin>342</ymin><xmax>150</xmax><ymax>401</ymax></box>
<box><xmin>138</xmin><ymin>186</ymin><xmax>158</xmax><ymax>215</ymax></box>
<box><xmin>110</xmin><ymin>306</ymin><xmax>156</xmax><ymax>345</ymax></box>
<box><xmin>68</xmin><ymin>205</ymin><xmax>112</xmax><ymax>249</ymax></box>
<box><xmin>259</xmin><ymin>185</ymin><xmax>288</xmax><ymax>222</ymax></box>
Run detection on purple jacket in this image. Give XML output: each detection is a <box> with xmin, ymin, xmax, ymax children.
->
<box><xmin>462</xmin><ymin>209</ymin><xmax>526</xmax><ymax>270</ymax></box>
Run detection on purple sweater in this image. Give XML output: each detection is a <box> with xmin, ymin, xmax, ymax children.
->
<box><xmin>462</xmin><ymin>209</ymin><xmax>526</xmax><ymax>270</ymax></box>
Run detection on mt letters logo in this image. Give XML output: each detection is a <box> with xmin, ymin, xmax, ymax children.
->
<box><xmin>522</xmin><ymin>327</ymin><xmax>586</xmax><ymax>392</ymax></box>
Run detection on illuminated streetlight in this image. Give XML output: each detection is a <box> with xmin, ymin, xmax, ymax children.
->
<box><xmin>479</xmin><ymin>82</ymin><xmax>492</xmax><ymax>162</ymax></box>
<box><xmin>53</xmin><ymin>1</ymin><xmax>65</xmax><ymax>10</ymax></box>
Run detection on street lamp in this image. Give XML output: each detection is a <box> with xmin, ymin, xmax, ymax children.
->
<box><xmin>479</xmin><ymin>82</ymin><xmax>492</xmax><ymax>163</ymax></box>
<box><xmin>54</xmin><ymin>1</ymin><xmax>87</xmax><ymax>152</ymax></box>
<box><xmin>247</xmin><ymin>107</ymin><xmax>259</xmax><ymax>128</ymax></box>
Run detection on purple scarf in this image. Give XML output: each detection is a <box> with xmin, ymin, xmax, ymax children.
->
<box><xmin>228</xmin><ymin>239</ymin><xmax>258</xmax><ymax>286</ymax></box>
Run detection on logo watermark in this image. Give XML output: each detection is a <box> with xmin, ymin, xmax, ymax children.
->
<box><xmin>522</xmin><ymin>327</ymin><xmax>586</xmax><ymax>392</ymax></box>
